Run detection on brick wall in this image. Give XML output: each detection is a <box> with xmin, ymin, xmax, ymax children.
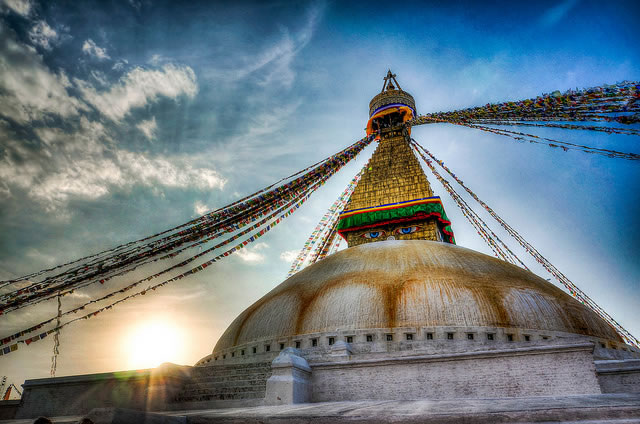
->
<box><xmin>596</xmin><ymin>359</ymin><xmax>640</xmax><ymax>393</ymax></box>
<box><xmin>310</xmin><ymin>343</ymin><xmax>601</xmax><ymax>401</ymax></box>
<box><xmin>16</xmin><ymin>364</ymin><xmax>189</xmax><ymax>419</ymax></box>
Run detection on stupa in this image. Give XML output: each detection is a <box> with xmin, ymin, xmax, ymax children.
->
<box><xmin>10</xmin><ymin>72</ymin><xmax>640</xmax><ymax>422</ymax></box>
<box><xmin>189</xmin><ymin>71</ymin><xmax>638</xmax><ymax>404</ymax></box>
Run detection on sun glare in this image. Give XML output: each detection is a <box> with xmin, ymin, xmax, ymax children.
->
<box><xmin>124</xmin><ymin>320</ymin><xmax>184</xmax><ymax>370</ymax></box>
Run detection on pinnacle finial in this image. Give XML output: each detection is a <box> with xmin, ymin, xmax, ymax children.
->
<box><xmin>382</xmin><ymin>69</ymin><xmax>402</xmax><ymax>92</ymax></box>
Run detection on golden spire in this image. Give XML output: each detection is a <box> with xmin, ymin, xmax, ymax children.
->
<box><xmin>337</xmin><ymin>72</ymin><xmax>455</xmax><ymax>247</ymax></box>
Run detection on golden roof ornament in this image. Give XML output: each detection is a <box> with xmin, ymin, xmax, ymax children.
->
<box><xmin>339</xmin><ymin>71</ymin><xmax>454</xmax><ymax>247</ymax></box>
<box><xmin>368</xmin><ymin>69</ymin><xmax>416</xmax><ymax>118</ymax></box>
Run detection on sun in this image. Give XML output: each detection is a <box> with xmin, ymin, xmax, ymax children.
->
<box><xmin>124</xmin><ymin>319</ymin><xmax>184</xmax><ymax>369</ymax></box>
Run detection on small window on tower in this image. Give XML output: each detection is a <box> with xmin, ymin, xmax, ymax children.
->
<box><xmin>447</xmin><ymin>333</ymin><xmax>454</xmax><ymax>340</ymax></box>
<box><xmin>487</xmin><ymin>333</ymin><xmax>495</xmax><ymax>341</ymax></box>
<box><xmin>467</xmin><ymin>333</ymin><xmax>474</xmax><ymax>340</ymax></box>
<box><xmin>366</xmin><ymin>334</ymin><xmax>373</xmax><ymax>342</ymax></box>
<box><xmin>231</xmin><ymin>352</ymin><xmax>235</xmax><ymax>357</ymax></box>
<box><xmin>406</xmin><ymin>333</ymin><xmax>414</xmax><ymax>341</ymax></box>
<box><xmin>295</xmin><ymin>341</ymin><xmax>301</xmax><ymax>349</ymax></box>
<box><xmin>507</xmin><ymin>334</ymin><xmax>514</xmax><ymax>342</ymax></box>
<box><xmin>252</xmin><ymin>347</ymin><xmax>257</xmax><ymax>354</ymax></box>
<box><xmin>265</xmin><ymin>344</ymin><xmax>271</xmax><ymax>352</ymax></box>
<box><xmin>524</xmin><ymin>335</ymin><xmax>531</xmax><ymax>342</ymax></box>
<box><xmin>223</xmin><ymin>354</ymin><xmax>226</xmax><ymax>359</ymax></box>
<box><xmin>426</xmin><ymin>332</ymin><xmax>433</xmax><ymax>340</ymax></box>
<box><xmin>346</xmin><ymin>336</ymin><xmax>353</xmax><ymax>343</ymax></box>
<box><xmin>386</xmin><ymin>334</ymin><xmax>393</xmax><ymax>341</ymax></box>
<box><xmin>280</xmin><ymin>343</ymin><xmax>285</xmax><ymax>350</ymax></box>
<box><xmin>241</xmin><ymin>349</ymin><xmax>245</xmax><ymax>356</ymax></box>
<box><xmin>312</xmin><ymin>338</ymin><xmax>318</xmax><ymax>347</ymax></box>
<box><xmin>328</xmin><ymin>337</ymin><xmax>335</xmax><ymax>345</ymax></box>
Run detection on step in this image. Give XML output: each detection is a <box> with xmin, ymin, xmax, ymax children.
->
<box><xmin>189</xmin><ymin>373</ymin><xmax>271</xmax><ymax>384</ymax></box>
<box><xmin>190</xmin><ymin>367</ymin><xmax>271</xmax><ymax>378</ymax></box>
<box><xmin>179</xmin><ymin>387</ymin><xmax>266</xmax><ymax>396</ymax></box>
<box><xmin>175</xmin><ymin>391</ymin><xmax>264</xmax><ymax>402</ymax></box>
<box><xmin>182</xmin><ymin>379</ymin><xmax>268</xmax><ymax>389</ymax></box>
<box><xmin>179</xmin><ymin>386</ymin><xmax>266</xmax><ymax>397</ymax></box>
<box><xmin>191</xmin><ymin>362</ymin><xmax>271</xmax><ymax>372</ymax></box>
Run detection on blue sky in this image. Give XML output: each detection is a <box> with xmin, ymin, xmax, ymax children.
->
<box><xmin>0</xmin><ymin>0</ymin><xmax>638</xmax><ymax>388</ymax></box>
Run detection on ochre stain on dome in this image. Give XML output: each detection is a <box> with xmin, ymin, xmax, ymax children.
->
<box><xmin>213</xmin><ymin>241</ymin><xmax>620</xmax><ymax>353</ymax></box>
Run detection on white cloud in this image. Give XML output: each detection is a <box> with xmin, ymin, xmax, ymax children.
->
<box><xmin>89</xmin><ymin>70</ymin><xmax>109</xmax><ymax>86</ymax></box>
<box><xmin>68</xmin><ymin>291</ymin><xmax>92</xmax><ymax>300</ymax></box>
<box><xmin>0</xmin><ymin>116</ymin><xmax>226</xmax><ymax>211</ymax></box>
<box><xmin>128</xmin><ymin>0</ymin><xmax>142</xmax><ymax>11</ymax></box>
<box><xmin>112</xmin><ymin>59</ymin><xmax>128</xmax><ymax>71</ymax></box>
<box><xmin>24</xmin><ymin>247</ymin><xmax>56</xmax><ymax>265</ymax></box>
<box><xmin>245</xmin><ymin>100</ymin><xmax>301</xmax><ymax>139</ymax></box>
<box><xmin>0</xmin><ymin>26</ymin><xmax>213</xmax><ymax>213</ymax></box>
<box><xmin>540</xmin><ymin>0</ymin><xmax>579</xmax><ymax>28</ymax></box>
<box><xmin>257</xmin><ymin>5</ymin><xmax>321</xmax><ymax>88</ymax></box>
<box><xmin>28</xmin><ymin>21</ymin><xmax>58</xmax><ymax>50</ymax></box>
<box><xmin>1</xmin><ymin>0</ymin><xmax>32</xmax><ymax>16</ymax></box>
<box><xmin>149</xmin><ymin>54</ymin><xmax>164</xmax><ymax>65</ymax></box>
<box><xmin>76</xmin><ymin>64</ymin><xmax>198</xmax><ymax>121</ymax></box>
<box><xmin>118</xmin><ymin>151</ymin><xmax>225</xmax><ymax>191</ymax></box>
<box><xmin>0</xmin><ymin>26</ymin><xmax>86</xmax><ymax>123</ymax></box>
<box><xmin>194</xmin><ymin>200</ymin><xmax>209</xmax><ymax>215</ymax></box>
<box><xmin>279</xmin><ymin>250</ymin><xmax>298</xmax><ymax>263</ymax></box>
<box><xmin>235</xmin><ymin>242</ymin><xmax>269</xmax><ymax>264</ymax></box>
<box><xmin>136</xmin><ymin>117</ymin><xmax>157</xmax><ymax>140</ymax></box>
<box><xmin>206</xmin><ymin>3</ymin><xmax>323</xmax><ymax>89</ymax></box>
<box><xmin>82</xmin><ymin>39</ymin><xmax>110</xmax><ymax>60</ymax></box>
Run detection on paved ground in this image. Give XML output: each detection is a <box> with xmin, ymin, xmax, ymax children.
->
<box><xmin>2</xmin><ymin>393</ymin><xmax>640</xmax><ymax>423</ymax></box>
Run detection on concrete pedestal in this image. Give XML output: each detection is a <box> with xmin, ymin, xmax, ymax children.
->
<box><xmin>265</xmin><ymin>348</ymin><xmax>312</xmax><ymax>405</ymax></box>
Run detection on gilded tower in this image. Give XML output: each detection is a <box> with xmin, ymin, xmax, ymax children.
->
<box><xmin>337</xmin><ymin>71</ymin><xmax>455</xmax><ymax>247</ymax></box>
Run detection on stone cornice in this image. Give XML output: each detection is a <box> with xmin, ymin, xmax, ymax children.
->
<box><xmin>311</xmin><ymin>342</ymin><xmax>595</xmax><ymax>370</ymax></box>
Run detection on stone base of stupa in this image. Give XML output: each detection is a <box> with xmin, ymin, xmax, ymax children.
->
<box><xmin>3</xmin><ymin>339</ymin><xmax>640</xmax><ymax>423</ymax></box>
<box><xmin>2</xmin><ymin>394</ymin><xmax>640</xmax><ymax>424</ymax></box>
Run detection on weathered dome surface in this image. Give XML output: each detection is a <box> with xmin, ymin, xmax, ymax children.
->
<box><xmin>214</xmin><ymin>240</ymin><xmax>619</xmax><ymax>352</ymax></box>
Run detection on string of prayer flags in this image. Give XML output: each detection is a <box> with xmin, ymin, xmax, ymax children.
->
<box><xmin>411</xmin><ymin>117</ymin><xmax>640</xmax><ymax>161</ymax></box>
<box><xmin>287</xmin><ymin>162</ymin><xmax>368</xmax><ymax>277</ymax></box>
<box><xmin>411</xmin><ymin>140</ymin><xmax>525</xmax><ymax>266</ymax></box>
<box><xmin>0</xmin><ymin>135</ymin><xmax>374</xmax><ymax>315</ymax></box>
<box><xmin>410</xmin><ymin>81</ymin><xmax>639</xmax><ymax>125</ymax></box>
<box><xmin>411</xmin><ymin>139</ymin><xmax>639</xmax><ymax>348</ymax></box>
<box><xmin>408</xmin><ymin>81</ymin><xmax>640</xmax><ymax>161</ymax></box>
<box><xmin>0</xmin><ymin>137</ymin><xmax>375</xmax><ymax>354</ymax></box>
<box><xmin>465</xmin><ymin>120</ymin><xmax>640</xmax><ymax>136</ymax></box>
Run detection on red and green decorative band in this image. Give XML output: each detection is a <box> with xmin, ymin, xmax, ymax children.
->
<box><xmin>337</xmin><ymin>196</ymin><xmax>455</xmax><ymax>244</ymax></box>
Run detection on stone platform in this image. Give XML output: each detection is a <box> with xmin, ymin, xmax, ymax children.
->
<box><xmin>1</xmin><ymin>393</ymin><xmax>639</xmax><ymax>424</ymax></box>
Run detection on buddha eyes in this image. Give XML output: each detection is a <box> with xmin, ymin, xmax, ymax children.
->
<box><xmin>396</xmin><ymin>226</ymin><xmax>419</xmax><ymax>235</ymax></box>
<box><xmin>362</xmin><ymin>231</ymin><xmax>385</xmax><ymax>239</ymax></box>
<box><xmin>361</xmin><ymin>226</ymin><xmax>419</xmax><ymax>239</ymax></box>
